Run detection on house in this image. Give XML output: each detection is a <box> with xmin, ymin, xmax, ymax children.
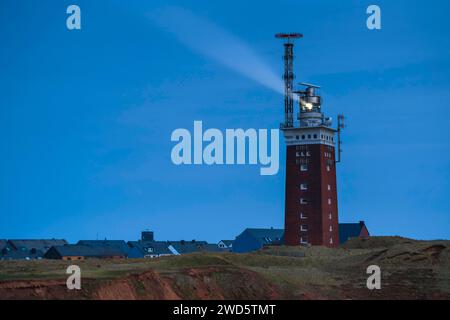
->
<box><xmin>127</xmin><ymin>241</ymin><xmax>173</xmax><ymax>258</ymax></box>
<box><xmin>44</xmin><ymin>245</ymin><xmax>126</xmax><ymax>260</ymax></box>
<box><xmin>233</xmin><ymin>228</ymin><xmax>284</xmax><ymax>253</ymax></box>
<box><xmin>127</xmin><ymin>231</ymin><xmax>175</xmax><ymax>258</ymax></box>
<box><xmin>199</xmin><ymin>243</ymin><xmax>230</xmax><ymax>253</ymax></box>
<box><xmin>339</xmin><ymin>221</ymin><xmax>370</xmax><ymax>244</ymax></box>
<box><xmin>4</xmin><ymin>239</ymin><xmax>68</xmax><ymax>259</ymax></box>
<box><xmin>1</xmin><ymin>247</ymin><xmax>44</xmax><ymax>260</ymax></box>
<box><xmin>76</xmin><ymin>240</ymin><xmax>130</xmax><ymax>257</ymax></box>
<box><xmin>164</xmin><ymin>240</ymin><xmax>228</xmax><ymax>255</ymax></box>
<box><xmin>167</xmin><ymin>240</ymin><xmax>206</xmax><ymax>255</ymax></box>
<box><xmin>8</xmin><ymin>239</ymin><xmax>68</xmax><ymax>255</ymax></box>
<box><xmin>218</xmin><ymin>240</ymin><xmax>234</xmax><ymax>250</ymax></box>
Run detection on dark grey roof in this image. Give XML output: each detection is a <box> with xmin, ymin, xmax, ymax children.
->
<box><xmin>8</xmin><ymin>239</ymin><xmax>68</xmax><ymax>253</ymax></box>
<box><xmin>1</xmin><ymin>249</ymin><xmax>44</xmax><ymax>260</ymax></box>
<box><xmin>200</xmin><ymin>244</ymin><xmax>229</xmax><ymax>253</ymax></box>
<box><xmin>244</xmin><ymin>228</ymin><xmax>284</xmax><ymax>245</ymax></box>
<box><xmin>339</xmin><ymin>222</ymin><xmax>365</xmax><ymax>244</ymax></box>
<box><xmin>220</xmin><ymin>240</ymin><xmax>234</xmax><ymax>247</ymax></box>
<box><xmin>128</xmin><ymin>241</ymin><xmax>172</xmax><ymax>256</ymax></box>
<box><xmin>169</xmin><ymin>242</ymin><xmax>202</xmax><ymax>254</ymax></box>
<box><xmin>46</xmin><ymin>245</ymin><xmax>125</xmax><ymax>258</ymax></box>
<box><xmin>165</xmin><ymin>241</ymin><xmax>226</xmax><ymax>254</ymax></box>
<box><xmin>77</xmin><ymin>240</ymin><xmax>130</xmax><ymax>255</ymax></box>
<box><xmin>168</xmin><ymin>240</ymin><xmax>208</xmax><ymax>246</ymax></box>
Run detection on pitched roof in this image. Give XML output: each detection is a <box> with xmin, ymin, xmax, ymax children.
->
<box><xmin>200</xmin><ymin>243</ymin><xmax>229</xmax><ymax>253</ymax></box>
<box><xmin>244</xmin><ymin>228</ymin><xmax>284</xmax><ymax>245</ymax></box>
<box><xmin>169</xmin><ymin>242</ymin><xmax>202</xmax><ymax>254</ymax></box>
<box><xmin>46</xmin><ymin>245</ymin><xmax>125</xmax><ymax>258</ymax></box>
<box><xmin>339</xmin><ymin>222</ymin><xmax>366</xmax><ymax>244</ymax></box>
<box><xmin>128</xmin><ymin>241</ymin><xmax>172</xmax><ymax>256</ymax></box>
<box><xmin>219</xmin><ymin>240</ymin><xmax>234</xmax><ymax>247</ymax></box>
<box><xmin>169</xmin><ymin>240</ymin><xmax>208</xmax><ymax>246</ymax></box>
<box><xmin>1</xmin><ymin>249</ymin><xmax>44</xmax><ymax>260</ymax></box>
<box><xmin>8</xmin><ymin>239</ymin><xmax>68</xmax><ymax>253</ymax></box>
<box><xmin>76</xmin><ymin>240</ymin><xmax>130</xmax><ymax>255</ymax></box>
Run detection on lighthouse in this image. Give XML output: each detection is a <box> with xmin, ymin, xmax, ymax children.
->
<box><xmin>276</xmin><ymin>33</ymin><xmax>344</xmax><ymax>247</ymax></box>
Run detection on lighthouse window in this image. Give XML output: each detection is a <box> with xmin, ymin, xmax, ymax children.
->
<box><xmin>328</xmin><ymin>198</ymin><xmax>332</xmax><ymax>205</ymax></box>
<box><xmin>300</xmin><ymin>183</ymin><xmax>308</xmax><ymax>190</ymax></box>
<box><xmin>321</xmin><ymin>134</ymin><xmax>324</xmax><ymax>139</ymax></box>
<box><xmin>300</xmin><ymin>164</ymin><xmax>308</xmax><ymax>171</ymax></box>
<box><xmin>300</xmin><ymin>212</ymin><xmax>308</xmax><ymax>219</ymax></box>
<box><xmin>300</xmin><ymin>198</ymin><xmax>308</xmax><ymax>205</ymax></box>
<box><xmin>307</xmin><ymin>134</ymin><xmax>311</xmax><ymax>139</ymax></box>
<box><xmin>296</xmin><ymin>135</ymin><xmax>299</xmax><ymax>140</ymax></box>
<box><xmin>329</xmin><ymin>226</ymin><xmax>333</xmax><ymax>232</ymax></box>
<box><xmin>302</xmin><ymin>135</ymin><xmax>305</xmax><ymax>140</ymax></box>
<box><xmin>329</xmin><ymin>213</ymin><xmax>332</xmax><ymax>220</ymax></box>
<box><xmin>306</xmin><ymin>151</ymin><xmax>311</xmax><ymax>157</ymax></box>
<box><xmin>300</xmin><ymin>236</ymin><xmax>308</xmax><ymax>244</ymax></box>
<box><xmin>313</xmin><ymin>134</ymin><xmax>318</xmax><ymax>139</ymax></box>
<box><xmin>301</xmin><ymin>225</ymin><xmax>308</xmax><ymax>232</ymax></box>
<box><xmin>327</xmin><ymin>184</ymin><xmax>331</xmax><ymax>191</ymax></box>
<box><xmin>326</xmin><ymin>165</ymin><xmax>330</xmax><ymax>172</ymax></box>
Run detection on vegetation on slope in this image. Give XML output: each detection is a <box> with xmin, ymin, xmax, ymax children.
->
<box><xmin>0</xmin><ymin>237</ymin><xmax>449</xmax><ymax>299</ymax></box>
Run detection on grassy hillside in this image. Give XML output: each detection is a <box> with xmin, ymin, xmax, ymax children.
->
<box><xmin>0</xmin><ymin>237</ymin><xmax>449</xmax><ymax>299</ymax></box>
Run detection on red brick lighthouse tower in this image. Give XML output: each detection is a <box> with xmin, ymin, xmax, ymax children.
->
<box><xmin>276</xmin><ymin>33</ymin><xmax>344</xmax><ymax>247</ymax></box>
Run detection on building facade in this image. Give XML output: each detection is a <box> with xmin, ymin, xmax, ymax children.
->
<box><xmin>282</xmin><ymin>86</ymin><xmax>340</xmax><ymax>247</ymax></box>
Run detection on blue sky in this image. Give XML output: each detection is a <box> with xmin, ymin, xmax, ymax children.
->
<box><xmin>0</xmin><ymin>0</ymin><xmax>449</xmax><ymax>242</ymax></box>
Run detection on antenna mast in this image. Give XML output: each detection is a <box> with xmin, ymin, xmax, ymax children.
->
<box><xmin>275</xmin><ymin>33</ymin><xmax>303</xmax><ymax>128</ymax></box>
<box><xmin>336</xmin><ymin>114</ymin><xmax>345</xmax><ymax>163</ymax></box>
